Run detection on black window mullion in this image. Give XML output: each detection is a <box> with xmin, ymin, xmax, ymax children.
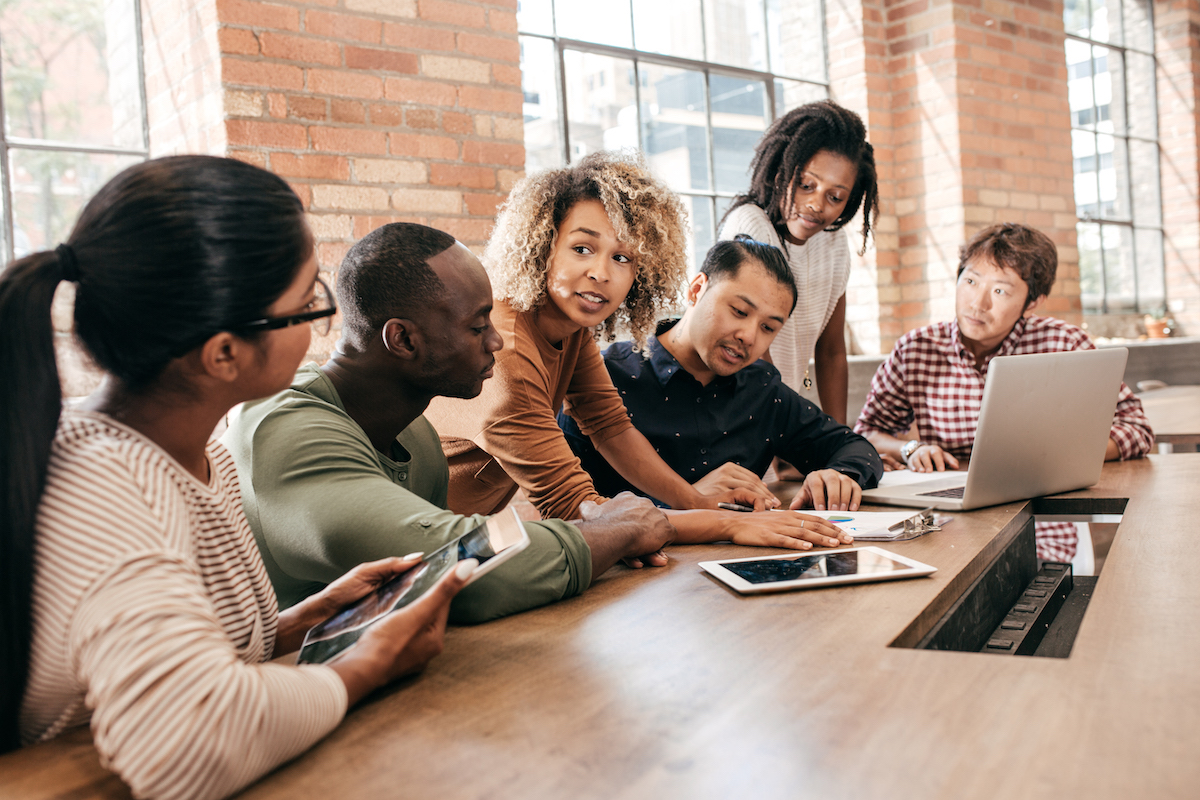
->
<box><xmin>0</xmin><ymin>37</ymin><xmax>13</xmax><ymax>266</ymax></box>
<box><xmin>633</xmin><ymin>57</ymin><xmax>644</xmax><ymax>154</ymax></box>
<box><xmin>523</xmin><ymin>2</ymin><xmax>831</xmax><ymax>270</ymax></box>
<box><xmin>1122</xmin><ymin>29</ymin><xmax>1139</xmax><ymax>306</ymax></box>
<box><xmin>556</xmin><ymin>41</ymin><xmax>571</xmax><ymax>165</ymax></box>
<box><xmin>704</xmin><ymin>71</ymin><xmax>715</xmax><ymax>199</ymax></box>
<box><xmin>0</xmin><ymin>2</ymin><xmax>150</xmax><ymax>268</ymax></box>
<box><xmin>1066</xmin><ymin>2</ymin><xmax>1164</xmax><ymax>315</ymax></box>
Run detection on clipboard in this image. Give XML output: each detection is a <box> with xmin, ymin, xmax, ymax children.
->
<box><xmin>793</xmin><ymin>508</ymin><xmax>951</xmax><ymax>542</ymax></box>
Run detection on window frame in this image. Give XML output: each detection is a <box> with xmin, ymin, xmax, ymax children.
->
<box><xmin>0</xmin><ymin>0</ymin><xmax>151</xmax><ymax>265</ymax></box>
<box><xmin>1064</xmin><ymin>0</ymin><xmax>1165</xmax><ymax>315</ymax></box>
<box><xmin>519</xmin><ymin>0</ymin><xmax>830</xmax><ymax>262</ymax></box>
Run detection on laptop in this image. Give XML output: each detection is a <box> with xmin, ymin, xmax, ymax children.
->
<box><xmin>860</xmin><ymin>348</ymin><xmax>1129</xmax><ymax>511</ymax></box>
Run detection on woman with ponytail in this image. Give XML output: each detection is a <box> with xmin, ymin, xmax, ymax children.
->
<box><xmin>0</xmin><ymin>156</ymin><xmax>472</xmax><ymax>800</ymax></box>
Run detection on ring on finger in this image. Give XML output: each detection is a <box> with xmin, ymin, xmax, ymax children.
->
<box><xmin>800</xmin><ymin>520</ymin><xmax>805</xmax><ymax>528</ymax></box>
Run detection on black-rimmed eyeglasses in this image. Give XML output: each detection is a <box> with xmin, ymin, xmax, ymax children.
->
<box><xmin>232</xmin><ymin>276</ymin><xmax>337</xmax><ymax>337</ymax></box>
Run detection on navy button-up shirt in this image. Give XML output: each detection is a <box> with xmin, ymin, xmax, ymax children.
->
<box><xmin>558</xmin><ymin>320</ymin><xmax>883</xmax><ymax>504</ymax></box>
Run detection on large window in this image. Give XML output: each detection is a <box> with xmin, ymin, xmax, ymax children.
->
<box><xmin>518</xmin><ymin>0</ymin><xmax>828</xmax><ymax>268</ymax></box>
<box><xmin>1064</xmin><ymin>0</ymin><xmax>1164</xmax><ymax>315</ymax></box>
<box><xmin>0</xmin><ymin>0</ymin><xmax>148</xmax><ymax>265</ymax></box>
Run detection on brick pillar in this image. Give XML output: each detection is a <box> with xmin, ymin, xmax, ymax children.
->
<box><xmin>826</xmin><ymin>0</ymin><xmax>896</xmax><ymax>355</ymax></box>
<box><xmin>139</xmin><ymin>0</ymin><xmax>523</xmax><ymax>361</ymax></box>
<box><xmin>955</xmin><ymin>0</ymin><xmax>1080</xmax><ymax>323</ymax></box>
<box><xmin>831</xmin><ymin>0</ymin><xmax>1080</xmax><ymax>352</ymax></box>
<box><xmin>1156</xmin><ymin>0</ymin><xmax>1200</xmax><ymax>336</ymax></box>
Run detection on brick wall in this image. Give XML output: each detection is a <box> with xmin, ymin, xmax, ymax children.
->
<box><xmin>1156</xmin><ymin>0</ymin><xmax>1200</xmax><ymax>337</ymax></box>
<box><xmin>829</xmin><ymin>0</ymin><xmax>1081</xmax><ymax>352</ymax></box>
<box><xmin>827</xmin><ymin>0</ymin><xmax>897</xmax><ymax>355</ymax></box>
<box><xmin>142</xmin><ymin>0</ymin><xmax>227</xmax><ymax>155</ymax></box>
<box><xmin>59</xmin><ymin>0</ymin><xmax>1200</xmax><ymax>399</ymax></box>
<box><xmin>212</xmin><ymin>0</ymin><xmax>524</xmax><ymax>360</ymax></box>
<box><xmin>953</xmin><ymin>0</ymin><xmax>1080</xmax><ymax>322</ymax></box>
<box><xmin>56</xmin><ymin>0</ymin><xmax>229</xmax><ymax>396</ymax></box>
<box><xmin>58</xmin><ymin>0</ymin><xmax>525</xmax><ymax>396</ymax></box>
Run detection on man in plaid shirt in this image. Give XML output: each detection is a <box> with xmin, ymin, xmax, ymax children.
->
<box><xmin>854</xmin><ymin>223</ymin><xmax>1153</xmax><ymax>561</ymax></box>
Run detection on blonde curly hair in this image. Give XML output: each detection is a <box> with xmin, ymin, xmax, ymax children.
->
<box><xmin>484</xmin><ymin>150</ymin><xmax>690</xmax><ymax>348</ymax></box>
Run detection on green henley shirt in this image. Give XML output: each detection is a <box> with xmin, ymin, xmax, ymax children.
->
<box><xmin>221</xmin><ymin>364</ymin><xmax>592</xmax><ymax>623</ymax></box>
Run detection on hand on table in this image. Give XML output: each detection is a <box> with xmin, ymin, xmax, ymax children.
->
<box><xmin>722</xmin><ymin>509</ymin><xmax>853</xmax><ymax>549</ymax></box>
<box><xmin>788</xmin><ymin>469</ymin><xmax>862</xmax><ymax>512</ymax></box>
<box><xmin>906</xmin><ymin>444</ymin><xmax>960</xmax><ymax>473</ymax></box>
<box><xmin>579</xmin><ymin>492</ymin><xmax>674</xmax><ymax>570</ymax></box>
<box><xmin>692</xmin><ymin>462</ymin><xmax>780</xmax><ymax>511</ymax></box>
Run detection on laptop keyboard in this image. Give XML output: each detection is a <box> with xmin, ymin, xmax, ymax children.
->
<box><xmin>917</xmin><ymin>486</ymin><xmax>966</xmax><ymax>499</ymax></box>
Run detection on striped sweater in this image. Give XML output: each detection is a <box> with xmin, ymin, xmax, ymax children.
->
<box><xmin>19</xmin><ymin>410</ymin><xmax>347</xmax><ymax>800</ymax></box>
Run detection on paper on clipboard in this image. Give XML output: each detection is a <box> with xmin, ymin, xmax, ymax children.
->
<box><xmin>792</xmin><ymin>508</ymin><xmax>951</xmax><ymax>541</ymax></box>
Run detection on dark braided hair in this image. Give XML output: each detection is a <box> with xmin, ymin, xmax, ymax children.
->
<box><xmin>723</xmin><ymin>100</ymin><xmax>879</xmax><ymax>256</ymax></box>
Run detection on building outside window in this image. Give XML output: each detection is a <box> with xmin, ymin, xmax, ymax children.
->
<box><xmin>0</xmin><ymin>0</ymin><xmax>148</xmax><ymax>265</ymax></box>
<box><xmin>518</xmin><ymin>0</ymin><xmax>828</xmax><ymax>268</ymax></box>
<box><xmin>1064</xmin><ymin>0</ymin><xmax>1164</xmax><ymax>317</ymax></box>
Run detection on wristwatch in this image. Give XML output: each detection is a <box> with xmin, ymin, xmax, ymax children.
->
<box><xmin>900</xmin><ymin>439</ymin><xmax>924</xmax><ymax>461</ymax></box>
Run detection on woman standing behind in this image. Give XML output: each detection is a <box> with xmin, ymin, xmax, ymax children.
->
<box><xmin>719</xmin><ymin>99</ymin><xmax>879</xmax><ymax>424</ymax></box>
<box><xmin>0</xmin><ymin>156</ymin><xmax>470</xmax><ymax>800</ymax></box>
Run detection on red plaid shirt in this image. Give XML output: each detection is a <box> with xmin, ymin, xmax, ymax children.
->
<box><xmin>854</xmin><ymin>315</ymin><xmax>1153</xmax><ymax>561</ymax></box>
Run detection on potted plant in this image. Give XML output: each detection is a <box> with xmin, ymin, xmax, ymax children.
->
<box><xmin>1144</xmin><ymin>307</ymin><xmax>1173</xmax><ymax>339</ymax></box>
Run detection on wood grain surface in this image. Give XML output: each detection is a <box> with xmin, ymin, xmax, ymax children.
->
<box><xmin>3</xmin><ymin>456</ymin><xmax>1197</xmax><ymax>800</ymax></box>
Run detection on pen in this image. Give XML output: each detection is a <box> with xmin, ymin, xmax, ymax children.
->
<box><xmin>717</xmin><ymin>502</ymin><xmax>756</xmax><ymax>512</ymax></box>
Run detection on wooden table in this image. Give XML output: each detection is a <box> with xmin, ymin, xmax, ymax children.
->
<box><xmin>1137</xmin><ymin>385</ymin><xmax>1200</xmax><ymax>452</ymax></box>
<box><xmin>4</xmin><ymin>456</ymin><xmax>1199</xmax><ymax>799</ymax></box>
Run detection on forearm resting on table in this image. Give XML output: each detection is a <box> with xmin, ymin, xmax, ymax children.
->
<box><xmin>861</xmin><ymin>429</ymin><xmax>909</xmax><ymax>462</ymax></box>
<box><xmin>867</xmin><ymin>430</ymin><xmax>1122</xmax><ymax>464</ymax></box>
<box><xmin>664</xmin><ymin>508</ymin><xmax>736</xmax><ymax>543</ymax></box>
<box><xmin>663</xmin><ymin>507</ymin><xmax>848</xmax><ymax>549</ymax></box>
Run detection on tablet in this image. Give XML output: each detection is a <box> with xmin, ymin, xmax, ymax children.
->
<box><xmin>699</xmin><ymin>546</ymin><xmax>936</xmax><ymax>594</ymax></box>
<box><xmin>297</xmin><ymin>507</ymin><xmax>530</xmax><ymax>664</ymax></box>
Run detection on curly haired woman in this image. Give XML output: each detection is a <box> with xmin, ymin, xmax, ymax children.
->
<box><xmin>427</xmin><ymin>151</ymin><xmax>850</xmax><ymax>562</ymax></box>
<box><xmin>719</xmin><ymin>100</ymin><xmax>879</xmax><ymax>425</ymax></box>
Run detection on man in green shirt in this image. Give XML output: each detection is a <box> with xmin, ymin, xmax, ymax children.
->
<box><xmin>223</xmin><ymin>223</ymin><xmax>672</xmax><ymax>623</ymax></box>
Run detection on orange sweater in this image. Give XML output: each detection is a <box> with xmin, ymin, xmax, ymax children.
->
<box><xmin>426</xmin><ymin>299</ymin><xmax>633</xmax><ymax>521</ymax></box>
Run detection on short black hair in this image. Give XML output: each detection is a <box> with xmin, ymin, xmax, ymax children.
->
<box><xmin>337</xmin><ymin>223</ymin><xmax>456</xmax><ymax>343</ymax></box>
<box><xmin>957</xmin><ymin>223</ymin><xmax>1057</xmax><ymax>306</ymax></box>
<box><xmin>700</xmin><ymin>234</ymin><xmax>798</xmax><ymax>315</ymax></box>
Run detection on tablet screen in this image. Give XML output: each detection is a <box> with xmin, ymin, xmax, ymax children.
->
<box><xmin>298</xmin><ymin>519</ymin><xmax>520</xmax><ymax>665</ymax></box>
<box><xmin>723</xmin><ymin>549</ymin><xmax>913</xmax><ymax>585</ymax></box>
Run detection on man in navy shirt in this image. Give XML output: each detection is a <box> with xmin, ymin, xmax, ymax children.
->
<box><xmin>560</xmin><ymin>235</ymin><xmax>882</xmax><ymax>511</ymax></box>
